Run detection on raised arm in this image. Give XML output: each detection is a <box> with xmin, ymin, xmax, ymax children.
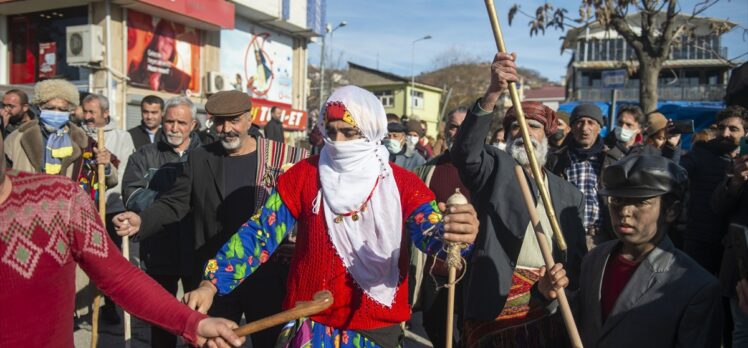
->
<box><xmin>451</xmin><ymin>52</ymin><xmax>519</xmax><ymax>193</ymax></box>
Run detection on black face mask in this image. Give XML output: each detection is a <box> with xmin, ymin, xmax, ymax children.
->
<box><xmin>550</xmin><ymin>129</ymin><xmax>565</xmax><ymax>142</ymax></box>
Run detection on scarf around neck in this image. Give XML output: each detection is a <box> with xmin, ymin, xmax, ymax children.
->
<box><xmin>316</xmin><ymin>86</ymin><xmax>403</xmax><ymax>307</ymax></box>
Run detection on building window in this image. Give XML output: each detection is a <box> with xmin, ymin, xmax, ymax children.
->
<box><xmin>8</xmin><ymin>6</ymin><xmax>89</xmax><ymax>84</ymax></box>
<box><xmin>411</xmin><ymin>90</ymin><xmax>424</xmax><ymax>109</ymax></box>
<box><xmin>374</xmin><ymin>90</ymin><xmax>394</xmax><ymax>107</ymax></box>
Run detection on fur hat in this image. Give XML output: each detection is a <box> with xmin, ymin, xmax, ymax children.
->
<box><xmin>32</xmin><ymin>79</ymin><xmax>80</xmax><ymax>107</ymax></box>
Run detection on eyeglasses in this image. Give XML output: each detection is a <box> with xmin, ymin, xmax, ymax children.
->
<box><xmin>2</xmin><ymin>104</ymin><xmax>18</xmax><ymax>110</ymax></box>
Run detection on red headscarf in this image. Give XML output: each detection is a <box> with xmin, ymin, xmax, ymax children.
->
<box><xmin>503</xmin><ymin>101</ymin><xmax>558</xmax><ymax>136</ymax></box>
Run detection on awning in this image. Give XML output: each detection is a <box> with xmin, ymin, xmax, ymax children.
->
<box><xmin>115</xmin><ymin>0</ymin><xmax>234</xmax><ymax>30</ymax></box>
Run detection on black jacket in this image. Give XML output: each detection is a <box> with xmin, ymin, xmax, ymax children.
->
<box><xmin>451</xmin><ymin>101</ymin><xmax>588</xmax><ymax>321</ymax></box>
<box><xmin>680</xmin><ymin>140</ymin><xmax>734</xmax><ymax>244</ymax></box>
<box><xmin>121</xmin><ymin>132</ymin><xmax>202</xmax><ymax>275</ymax></box>
<box><xmin>264</xmin><ymin>118</ymin><xmax>285</xmax><ymax>143</ymax></box>
<box><xmin>128</xmin><ymin>124</ymin><xmax>162</xmax><ymax>150</ymax></box>
<box><xmin>137</xmin><ymin>140</ymin><xmax>258</xmax><ymax>266</ymax></box>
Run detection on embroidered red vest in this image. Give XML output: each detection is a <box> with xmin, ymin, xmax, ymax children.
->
<box><xmin>277</xmin><ymin>156</ymin><xmax>434</xmax><ymax>330</ymax></box>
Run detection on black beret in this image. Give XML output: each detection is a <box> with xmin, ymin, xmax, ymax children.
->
<box><xmin>387</xmin><ymin>122</ymin><xmax>406</xmax><ymax>133</ymax></box>
<box><xmin>570</xmin><ymin>103</ymin><xmax>604</xmax><ymax>127</ymax></box>
<box><xmin>600</xmin><ymin>154</ymin><xmax>688</xmax><ymax>199</ymax></box>
<box><xmin>205</xmin><ymin>90</ymin><xmax>252</xmax><ymax>117</ymax></box>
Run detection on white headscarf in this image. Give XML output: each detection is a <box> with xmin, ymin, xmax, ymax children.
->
<box><xmin>316</xmin><ymin>86</ymin><xmax>403</xmax><ymax>307</ymax></box>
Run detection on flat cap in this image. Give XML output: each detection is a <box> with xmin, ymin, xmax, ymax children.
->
<box><xmin>600</xmin><ymin>154</ymin><xmax>688</xmax><ymax>199</ymax></box>
<box><xmin>205</xmin><ymin>90</ymin><xmax>252</xmax><ymax>117</ymax></box>
<box><xmin>388</xmin><ymin>122</ymin><xmax>406</xmax><ymax>133</ymax></box>
<box><xmin>570</xmin><ymin>103</ymin><xmax>604</xmax><ymax>127</ymax></box>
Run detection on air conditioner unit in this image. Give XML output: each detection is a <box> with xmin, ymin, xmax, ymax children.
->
<box><xmin>206</xmin><ymin>71</ymin><xmax>231</xmax><ymax>94</ymax></box>
<box><xmin>66</xmin><ymin>24</ymin><xmax>104</xmax><ymax>65</ymax></box>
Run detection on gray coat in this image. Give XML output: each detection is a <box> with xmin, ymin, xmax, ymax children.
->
<box><xmin>575</xmin><ymin>237</ymin><xmax>722</xmax><ymax>347</ymax></box>
<box><xmin>451</xmin><ymin>101</ymin><xmax>588</xmax><ymax>321</ymax></box>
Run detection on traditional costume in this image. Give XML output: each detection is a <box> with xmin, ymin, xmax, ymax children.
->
<box><xmin>203</xmin><ymin>86</ymin><xmax>468</xmax><ymax>347</ymax></box>
<box><xmin>452</xmin><ymin>100</ymin><xmax>588</xmax><ymax>347</ymax></box>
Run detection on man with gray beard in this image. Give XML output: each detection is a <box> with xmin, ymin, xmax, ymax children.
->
<box><xmin>451</xmin><ymin>52</ymin><xmax>587</xmax><ymax>347</ymax></box>
<box><xmin>121</xmin><ymin>96</ymin><xmax>203</xmax><ymax>347</ymax></box>
<box><xmin>113</xmin><ymin>91</ymin><xmax>307</xmax><ymax>348</ymax></box>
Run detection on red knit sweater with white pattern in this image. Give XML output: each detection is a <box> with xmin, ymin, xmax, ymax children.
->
<box><xmin>277</xmin><ymin>156</ymin><xmax>434</xmax><ymax>330</ymax></box>
<box><xmin>0</xmin><ymin>170</ymin><xmax>207</xmax><ymax>347</ymax></box>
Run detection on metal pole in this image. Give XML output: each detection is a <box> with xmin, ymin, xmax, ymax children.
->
<box><xmin>610</xmin><ymin>89</ymin><xmax>618</xmax><ymax>129</ymax></box>
<box><xmin>411</xmin><ymin>43</ymin><xmax>415</xmax><ymax>117</ymax></box>
<box><xmin>318</xmin><ymin>34</ymin><xmax>326</xmax><ymax>112</ymax></box>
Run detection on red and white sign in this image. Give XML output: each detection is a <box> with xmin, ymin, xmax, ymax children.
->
<box><xmin>250</xmin><ymin>98</ymin><xmax>308</xmax><ymax>131</ymax></box>
<box><xmin>38</xmin><ymin>42</ymin><xmax>57</xmax><ymax>79</ymax></box>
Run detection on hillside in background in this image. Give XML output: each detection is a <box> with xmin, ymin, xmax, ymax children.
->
<box><xmin>417</xmin><ymin>63</ymin><xmax>557</xmax><ymax>115</ymax></box>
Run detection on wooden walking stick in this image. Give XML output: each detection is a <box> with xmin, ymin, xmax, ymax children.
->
<box><xmin>483</xmin><ymin>0</ymin><xmax>568</xmax><ymax>252</ymax></box>
<box><xmin>233</xmin><ymin>290</ymin><xmax>333</xmax><ymax>337</ymax></box>
<box><xmin>483</xmin><ymin>1</ymin><xmax>581</xmax><ymax>345</ymax></box>
<box><xmin>444</xmin><ymin>189</ymin><xmax>469</xmax><ymax>348</ymax></box>
<box><xmin>90</xmin><ymin>129</ymin><xmax>106</xmax><ymax>348</ymax></box>
<box><xmin>514</xmin><ymin>166</ymin><xmax>583</xmax><ymax>348</ymax></box>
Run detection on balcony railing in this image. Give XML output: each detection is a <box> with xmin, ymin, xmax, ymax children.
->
<box><xmin>576</xmin><ymin>85</ymin><xmax>727</xmax><ymax>102</ymax></box>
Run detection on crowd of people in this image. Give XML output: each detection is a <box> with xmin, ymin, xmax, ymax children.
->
<box><xmin>1</xmin><ymin>51</ymin><xmax>747</xmax><ymax>348</ymax></box>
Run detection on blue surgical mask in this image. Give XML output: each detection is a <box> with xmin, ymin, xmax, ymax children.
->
<box><xmin>383</xmin><ymin>138</ymin><xmax>402</xmax><ymax>154</ymax></box>
<box><xmin>39</xmin><ymin>110</ymin><xmax>70</xmax><ymax>130</ymax></box>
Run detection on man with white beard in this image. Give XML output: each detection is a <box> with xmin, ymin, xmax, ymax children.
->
<box><xmin>451</xmin><ymin>52</ymin><xmax>588</xmax><ymax>347</ymax></box>
<box><xmin>121</xmin><ymin>96</ymin><xmax>203</xmax><ymax>347</ymax></box>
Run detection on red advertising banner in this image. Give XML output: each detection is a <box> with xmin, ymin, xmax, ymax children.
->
<box><xmin>38</xmin><ymin>42</ymin><xmax>57</xmax><ymax>79</ymax></box>
<box><xmin>127</xmin><ymin>10</ymin><xmax>201</xmax><ymax>94</ymax></box>
<box><xmin>250</xmin><ymin>98</ymin><xmax>308</xmax><ymax>131</ymax></box>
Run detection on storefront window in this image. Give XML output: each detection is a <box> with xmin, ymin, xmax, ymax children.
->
<box><xmin>8</xmin><ymin>6</ymin><xmax>88</xmax><ymax>84</ymax></box>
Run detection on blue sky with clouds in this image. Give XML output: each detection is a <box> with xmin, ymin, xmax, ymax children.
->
<box><xmin>309</xmin><ymin>0</ymin><xmax>748</xmax><ymax>82</ymax></box>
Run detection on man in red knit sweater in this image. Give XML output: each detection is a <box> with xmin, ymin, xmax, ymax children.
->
<box><xmin>176</xmin><ymin>85</ymin><xmax>480</xmax><ymax>347</ymax></box>
<box><xmin>0</xmin><ymin>134</ymin><xmax>244</xmax><ymax>347</ymax></box>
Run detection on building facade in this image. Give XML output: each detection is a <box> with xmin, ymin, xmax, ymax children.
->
<box><xmin>562</xmin><ymin>12</ymin><xmax>738</xmax><ymax>103</ymax></box>
<box><xmin>0</xmin><ymin>0</ymin><xmax>325</xmax><ymax>139</ymax></box>
<box><xmin>347</xmin><ymin>62</ymin><xmax>443</xmax><ymax>137</ymax></box>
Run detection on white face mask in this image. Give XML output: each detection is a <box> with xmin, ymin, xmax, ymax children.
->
<box><xmin>614</xmin><ymin>127</ymin><xmax>637</xmax><ymax>143</ymax></box>
<box><xmin>406</xmin><ymin>135</ymin><xmax>420</xmax><ymax>146</ymax></box>
<box><xmin>383</xmin><ymin>138</ymin><xmax>402</xmax><ymax>154</ymax></box>
<box><xmin>492</xmin><ymin>142</ymin><xmax>507</xmax><ymax>151</ymax></box>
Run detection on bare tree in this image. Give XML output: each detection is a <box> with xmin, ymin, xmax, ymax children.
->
<box><xmin>509</xmin><ymin>0</ymin><xmax>737</xmax><ymax>112</ymax></box>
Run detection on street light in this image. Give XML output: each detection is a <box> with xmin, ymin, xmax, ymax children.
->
<box><xmin>411</xmin><ymin>35</ymin><xmax>432</xmax><ymax>117</ymax></box>
<box><xmin>318</xmin><ymin>21</ymin><xmax>347</xmax><ymax>113</ymax></box>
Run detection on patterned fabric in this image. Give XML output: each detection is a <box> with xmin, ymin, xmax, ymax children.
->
<box><xmin>565</xmin><ymin>151</ymin><xmax>602</xmax><ymax>229</ymax></box>
<box><xmin>204</xmin><ymin>189</ymin><xmax>455</xmax><ymax>295</ymax></box>
<box><xmin>255</xmin><ymin>137</ymin><xmax>309</xmax><ymax>213</ymax></box>
<box><xmin>462</xmin><ymin>268</ymin><xmax>566</xmax><ymax>348</ymax></box>
<box><xmin>43</xmin><ymin>128</ymin><xmax>73</xmax><ymax>174</ymax></box>
<box><xmin>205</xmin><ymin>191</ymin><xmax>293</xmax><ymax>293</ymax></box>
<box><xmin>276</xmin><ymin>318</ymin><xmax>391</xmax><ymax>348</ymax></box>
<box><xmin>324</xmin><ymin>101</ymin><xmax>358</xmax><ymax>127</ymax></box>
<box><xmin>0</xmin><ymin>170</ymin><xmax>206</xmax><ymax>347</ymax></box>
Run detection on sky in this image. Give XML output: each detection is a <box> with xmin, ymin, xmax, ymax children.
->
<box><xmin>308</xmin><ymin>0</ymin><xmax>748</xmax><ymax>83</ymax></box>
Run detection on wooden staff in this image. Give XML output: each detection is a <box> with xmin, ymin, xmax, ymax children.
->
<box><xmin>91</xmin><ymin>129</ymin><xmax>106</xmax><ymax>348</ymax></box>
<box><xmin>233</xmin><ymin>290</ymin><xmax>333</xmax><ymax>337</ymax></box>
<box><xmin>445</xmin><ymin>190</ymin><xmax>468</xmax><ymax>348</ymax></box>
<box><xmin>514</xmin><ymin>166</ymin><xmax>582</xmax><ymax>347</ymax></box>
<box><xmin>484</xmin><ymin>0</ymin><xmax>568</xmax><ymax>252</ymax></box>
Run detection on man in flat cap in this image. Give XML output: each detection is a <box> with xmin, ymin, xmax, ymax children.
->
<box><xmin>539</xmin><ymin>154</ymin><xmax>722</xmax><ymax>347</ymax></box>
<box><xmin>547</xmin><ymin>103</ymin><xmax>611</xmax><ymax>249</ymax></box>
<box><xmin>451</xmin><ymin>53</ymin><xmax>587</xmax><ymax>347</ymax></box>
<box><xmin>384</xmin><ymin>120</ymin><xmax>426</xmax><ymax>171</ymax></box>
<box><xmin>113</xmin><ymin>90</ymin><xmax>307</xmax><ymax>347</ymax></box>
